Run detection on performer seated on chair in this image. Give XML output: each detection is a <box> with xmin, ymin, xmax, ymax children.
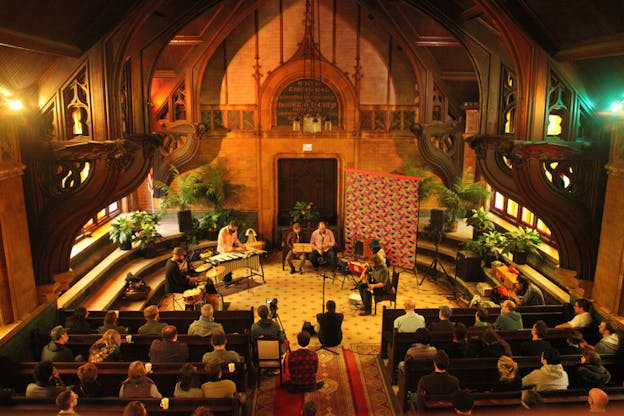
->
<box><xmin>309</xmin><ymin>220</ymin><xmax>336</xmax><ymax>272</ymax></box>
<box><xmin>357</xmin><ymin>254</ymin><xmax>390</xmax><ymax>316</ymax></box>
<box><xmin>217</xmin><ymin>220</ymin><xmax>247</xmax><ymax>284</ymax></box>
<box><xmin>165</xmin><ymin>247</ymin><xmax>199</xmax><ymax>295</ymax></box>
<box><xmin>286</xmin><ymin>222</ymin><xmax>305</xmax><ymax>274</ymax></box>
<box><xmin>316</xmin><ymin>300</ymin><xmax>344</xmax><ymax>347</ymax></box>
<box><xmin>369</xmin><ymin>238</ymin><xmax>389</xmax><ymax>267</ymax></box>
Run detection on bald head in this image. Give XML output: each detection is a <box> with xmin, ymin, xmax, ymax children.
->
<box><xmin>403</xmin><ymin>298</ymin><xmax>415</xmax><ymax>312</ymax></box>
<box><xmin>201</xmin><ymin>304</ymin><xmax>214</xmax><ymax>318</ymax></box>
<box><xmin>588</xmin><ymin>388</ymin><xmax>608</xmax><ymax>412</ymax></box>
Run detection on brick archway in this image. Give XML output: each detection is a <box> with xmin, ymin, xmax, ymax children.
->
<box><xmin>258</xmin><ymin>58</ymin><xmax>357</xmax><ymax>132</ymax></box>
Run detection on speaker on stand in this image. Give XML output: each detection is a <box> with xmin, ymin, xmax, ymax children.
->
<box><xmin>430</xmin><ymin>209</ymin><xmax>445</xmax><ymax>232</ymax></box>
<box><xmin>456</xmin><ymin>250</ymin><xmax>483</xmax><ymax>282</ymax></box>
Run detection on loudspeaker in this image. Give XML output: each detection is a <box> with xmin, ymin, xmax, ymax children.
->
<box><xmin>456</xmin><ymin>250</ymin><xmax>483</xmax><ymax>282</ymax></box>
<box><xmin>430</xmin><ymin>209</ymin><xmax>445</xmax><ymax>232</ymax></box>
<box><xmin>354</xmin><ymin>239</ymin><xmax>373</xmax><ymax>258</ymax></box>
<box><xmin>177</xmin><ymin>210</ymin><xmax>194</xmax><ymax>233</ymax></box>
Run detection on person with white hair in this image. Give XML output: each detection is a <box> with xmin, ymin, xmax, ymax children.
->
<box><xmin>188</xmin><ymin>304</ymin><xmax>224</xmax><ymax>337</ymax></box>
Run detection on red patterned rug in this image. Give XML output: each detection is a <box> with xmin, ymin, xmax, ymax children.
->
<box><xmin>252</xmin><ymin>344</ymin><xmax>396</xmax><ymax>416</ymax></box>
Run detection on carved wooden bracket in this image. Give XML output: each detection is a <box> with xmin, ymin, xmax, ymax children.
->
<box><xmin>469</xmin><ymin>135</ymin><xmax>608</xmax><ymax>280</ymax></box>
<box><xmin>410</xmin><ymin>120</ymin><xmax>465</xmax><ymax>187</ymax></box>
<box><xmin>24</xmin><ymin>134</ymin><xmax>162</xmax><ymax>285</ymax></box>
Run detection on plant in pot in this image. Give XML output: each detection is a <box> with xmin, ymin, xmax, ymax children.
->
<box><xmin>463</xmin><ymin>230</ymin><xmax>509</xmax><ymax>268</ymax></box>
<box><xmin>155</xmin><ymin>164</ymin><xmax>207</xmax><ymax>233</ymax></box>
<box><xmin>434</xmin><ymin>169</ymin><xmax>491</xmax><ymax>232</ymax></box>
<box><xmin>290</xmin><ymin>201</ymin><xmax>320</xmax><ymax>227</ymax></box>
<box><xmin>505</xmin><ymin>227</ymin><xmax>542</xmax><ymax>265</ymax></box>
<box><xmin>130</xmin><ymin>211</ymin><xmax>162</xmax><ymax>258</ymax></box>
<box><xmin>198</xmin><ymin>210</ymin><xmax>222</xmax><ymax>240</ymax></box>
<box><xmin>196</xmin><ymin>158</ymin><xmax>242</xmax><ymax>212</ymax></box>
<box><xmin>109</xmin><ymin>216</ymin><xmax>135</xmax><ymax>250</ymax></box>
<box><xmin>465</xmin><ymin>207</ymin><xmax>495</xmax><ymax>240</ymax></box>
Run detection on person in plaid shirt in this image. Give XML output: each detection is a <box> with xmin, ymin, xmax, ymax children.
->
<box><xmin>287</xmin><ymin>331</ymin><xmax>323</xmax><ymax>392</ymax></box>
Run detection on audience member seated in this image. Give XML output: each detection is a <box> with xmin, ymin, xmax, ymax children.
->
<box><xmin>98</xmin><ymin>310</ymin><xmax>128</xmax><ymax>335</ymax></box>
<box><xmin>119</xmin><ymin>361</ymin><xmax>162</xmax><ymax>399</ymax></box>
<box><xmin>415</xmin><ymin>350</ymin><xmax>460</xmax><ymax>407</ymax></box>
<box><xmin>137</xmin><ymin>305</ymin><xmax>167</xmax><ymax>336</ymax></box>
<box><xmin>452</xmin><ymin>390</ymin><xmax>474</xmax><ymax>415</ymax></box>
<box><xmin>473</xmin><ymin>307</ymin><xmax>489</xmax><ymax>328</ymax></box>
<box><xmin>123</xmin><ymin>401</ymin><xmax>148</xmax><ymax>416</ymax></box>
<box><xmin>509</xmin><ymin>275</ymin><xmax>545</xmax><ymax>306</ymax></box>
<box><xmin>440</xmin><ymin>323</ymin><xmax>469</xmax><ymax>358</ymax></box>
<box><xmin>26</xmin><ymin>361</ymin><xmax>66</xmax><ymax>398</ymax></box>
<box><xmin>88</xmin><ymin>329</ymin><xmax>122</xmax><ymax>363</ymax></box>
<box><xmin>522</xmin><ymin>348</ymin><xmax>569</xmax><ymax>391</ymax></box>
<box><xmin>251</xmin><ymin>305</ymin><xmax>288</xmax><ymax>354</ymax></box>
<box><xmin>149</xmin><ymin>325</ymin><xmax>189</xmax><ymax>362</ymax></box>
<box><xmin>287</xmin><ymin>331</ymin><xmax>323</xmax><ymax>393</ymax></box>
<box><xmin>476</xmin><ymin>327</ymin><xmax>512</xmax><ymax>358</ymax></box>
<box><xmin>71</xmin><ymin>362</ymin><xmax>104</xmax><ymax>397</ymax></box>
<box><xmin>174</xmin><ymin>363</ymin><xmax>204</xmax><ymax>398</ymax></box>
<box><xmin>520</xmin><ymin>320</ymin><xmax>552</xmax><ymax>356</ymax></box>
<box><xmin>42</xmin><ymin>325</ymin><xmax>78</xmax><ymax>362</ymax></box>
<box><xmin>357</xmin><ymin>254</ymin><xmax>390</xmax><ymax>316</ymax></box>
<box><xmin>492</xmin><ymin>355</ymin><xmax>521</xmax><ymax>392</ymax></box>
<box><xmin>316</xmin><ymin>300</ymin><xmax>344</xmax><ymax>347</ymax></box>
<box><xmin>493</xmin><ymin>300</ymin><xmax>523</xmax><ymax>330</ymax></box>
<box><xmin>591</xmin><ymin>320</ymin><xmax>621</xmax><ymax>355</ymax></box>
<box><xmin>201</xmin><ymin>359</ymin><xmax>237</xmax><ymax>399</ymax></box>
<box><xmin>572</xmin><ymin>350</ymin><xmax>611</xmax><ymax>388</ymax></box>
<box><xmin>309</xmin><ymin>220</ymin><xmax>336</xmax><ymax>272</ymax></box>
<box><xmin>521</xmin><ymin>389</ymin><xmax>544</xmax><ymax>409</ymax></box>
<box><xmin>559</xmin><ymin>330</ymin><xmax>586</xmax><ymax>355</ymax></box>
<box><xmin>588</xmin><ymin>387</ymin><xmax>609</xmax><ymax>413</ymax></box>
<box><xmin>393</xmin><ymin>298</ymin><xmax>425</xmax><ymax>333</ymax></box>
<box><xmin>65</xmin><ymin>307</ymin><xmax>92</xmax><ymax>334</ymax></box>
<box><xmin>555</xmin><ymin>298</ymin><xmax>592</xmax><ymax>329</ymax></box>
<box><xmin>202</xmin><ymin>329</ymin><xmax>241</xmax><ymax>364</ymax></box>
<box><xmin>56</xmin><ymin>389</ymin><xmax>79</xmax><ymax>415</ymax></box>
<box><xmin>192</xmin><ymin>406</ymin><xmax>215</xmax><ymax>416</ymax></box>
<box><xmin>188</xmin><ymin>304</ymin><xmax>224</xmax><ymax>337</ymax></box>
<box><xmin>401</xmin><ymin>328</ymin><xmax>437</xmax><ymax>369</ymax></box>
<box><xmin>429</xmin><ymin>305</ymin><xmax>454</xmax><ymax>332</ymax></box>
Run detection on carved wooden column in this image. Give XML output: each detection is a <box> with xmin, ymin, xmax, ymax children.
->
<box><xmin>594</xmin><ymin>121</ymin><xmax>624</xmax><ymax>313</ymax></box>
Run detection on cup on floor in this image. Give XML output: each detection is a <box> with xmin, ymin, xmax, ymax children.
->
<box><xmin>160</xmin><ymin>397</ymin><xmax>169</xmax><ymax>409</ymax></box>
<box><xmin>145</xmin><ymin>362</ymin><xmax>152</xmax><ymax>373</ymax></box>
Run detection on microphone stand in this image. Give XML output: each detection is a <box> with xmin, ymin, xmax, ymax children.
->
<box><xmin>315</xmin><ymin>272</ymin><xmax>338</xmax><ymax>354</ymax></box>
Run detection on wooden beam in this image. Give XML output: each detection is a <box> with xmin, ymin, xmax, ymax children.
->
<box><xmin>413</xmin><ymin>36</ymin><xmax>460</xmax><ymax>47</ymax></box>
<box><xmin>169</xmin><ymin>36</ymin><xmax>204</xmax><ymax>46</ymax></box>
<box><xmin>440</xmin><ymin>71</ymin><xmax>478</xmax><ymax>81</ymax></box>
<box><xmin>0</xmin><ymin>28</ymin><xmax>82</xmax><ymax>58</ymax></box>
<box><xmin>555</xmin><ymin>34</ymin><xmax>624</xmax><ymax>61</ymax></box>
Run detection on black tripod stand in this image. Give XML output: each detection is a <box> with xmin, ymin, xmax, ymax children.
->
<box><xmin>315</xmin><ymin>272</ymin><xmax>339</xmax><ymax>354</ymax></box>
<box><xmin>418</xmin><ymin>231</ymin><xmax>455</xmax><ymax>301</ymax></box>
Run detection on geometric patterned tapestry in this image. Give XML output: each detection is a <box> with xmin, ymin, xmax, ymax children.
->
<box><xmin>344</xmin><ymin>169</ymin><xmax>420</xmax><ymax>269</ymax></box>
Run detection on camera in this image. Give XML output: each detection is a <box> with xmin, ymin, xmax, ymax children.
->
<box><xmin>266</xmin><ymin>298</ymin><xmax>278</xmax><ymax>319</ymax></box>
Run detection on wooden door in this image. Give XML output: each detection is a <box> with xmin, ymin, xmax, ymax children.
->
<box><xmin>277</xmin><ymin>159</ymin><xmax>338</xmax><ymax>226</ymax></box>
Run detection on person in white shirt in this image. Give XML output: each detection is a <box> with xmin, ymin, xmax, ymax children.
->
<box><xmin>393</xmin><ymin>298</ymin><xmax>425</xmax><ymax>333</ymax></box>
<box><xmin>556</xmin><ymin>298</ymin><xmax>592</xmax><ymax>329</ymax></box>
<box><xmin>216</xmin><ymin>220</ymin><xmax>246</xmax><ymax>284</ymax></box>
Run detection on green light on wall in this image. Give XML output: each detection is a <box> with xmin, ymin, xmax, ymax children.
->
<box><xmin>610</xmin><ymin>101</ymin><xmax>623</xmax><ymax>112</ymax></box>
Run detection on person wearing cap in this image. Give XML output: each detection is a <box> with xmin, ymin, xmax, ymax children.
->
<box><xmin>369</xmin><ymin>239</ymin><xmax>387</xmax><ymax>266</ymax></box>
<box><xmin>165</xmin><ymin>247</ymin><xmax>199</xmax><ymax>295</ymax></box>
<box><xmin>42</xmin><ymin>325</ymin><xmax>76</xmax><ymax>362</ymax></box>
<box><xmin>429</xmin><ymin>306</ymin><xmax>454</xmax><ymax>332</ymax></box>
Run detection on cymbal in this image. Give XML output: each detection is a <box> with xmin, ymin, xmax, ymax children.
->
<box><xmin>205</xmin><ymin>265</ymin><xmax>226</xmax><ymax>278</ymax></box>
<box><xmin>195</xmin><ymin>264</ymin><xmax>211</xmax><ymax>273</ymax></box>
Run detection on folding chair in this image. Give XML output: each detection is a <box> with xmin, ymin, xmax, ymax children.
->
<box><xmin>254</xmin><ymin>337</ymin><xmax>282</xmax><ymax>386</ymax></box>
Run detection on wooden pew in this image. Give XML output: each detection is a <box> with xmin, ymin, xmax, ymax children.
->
<box><xmin>57</xmin><ymin>308</ymin><xmax>255</xmax><ymax>335</ymax></box>
<box><xmin>13</xmin><ymin>361</ymin><xmax>247</xmax><ymax>397</ymax></box>
<box><xmin>396</xmin><ymin>354</ymin><xmax>623</xmax><ymax>411</ymax></box>
<box><xmin>385</xmin><ymin>327</ymin><xmax>572</xmax><ymax>384</ymax></box>
<box><xmin>380</xmin><ymin>305</ymin><xmax>566</xmax><ymax>358</ymax></box>
<box><xmin>1</xmin><ymin>396</ymin><xmax>241</xmax><ymax>416</ymax></box>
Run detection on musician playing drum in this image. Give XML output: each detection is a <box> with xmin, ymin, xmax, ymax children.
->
<box><xmin>357</xmin><ymin>254</ymin><xmax>390</xmax><ymax>316</ymax></box>
<box><xmin>165</xmin><ymin>247</ymin><xmax>199</xmax><ymax>294</ymax></box>
<box><xmin>217</xmin><ymin>220</ymin><xmax>246</xmax><ymax>284</ymax></box>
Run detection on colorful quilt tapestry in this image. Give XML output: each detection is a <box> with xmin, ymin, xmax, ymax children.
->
<box><xmin>344</xmin><ymin>169</ymin><xmax>420</xmax><ymax>269</ymax></box>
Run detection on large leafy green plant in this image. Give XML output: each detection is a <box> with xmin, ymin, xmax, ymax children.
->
<box><xmin>290</xmin><ymin>201</ymin><xmax>320</xmax><ymax>224</ymax></box>
<box><xmin>109</xmin><ymin>216</ymin><xmax>135</xmax><ymax>249</ymax></box>
<box><xmin>196</xmin><ymin>158</ymin><xmax>242</xmax><ymax>211</ymax></box>
<box><xmin>155</xmin><ymin>164</ymin><xmax>207</xmax><ymax>212</ymax></box>
<box><xmin>434</xmin><ymin>168</ymin><xmax>491</xmax><ymax>227</ymax></box>
<box><xmin>505</xmin><ymin>227</ymin><xmax>542</xmax><ymax>255</ymax></box>
<box><xmin>130</xmin><ymin>211</ymin><xmax>161</xmax><ymax>250</ymax></box>
<box><xmin>465</xmin><ymin>207</ymin><xmax>495</xmax><ymax>232</ymax></box>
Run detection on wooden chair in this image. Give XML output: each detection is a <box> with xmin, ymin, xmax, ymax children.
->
<box><xmin>254</xmin><ymin>336</ymin><xmax>282</xmax><ymax>386</ymax></box>
<box><xmin>374</xmin><ymin>268</ymin><xmax>399</xmax><ymax>315</ymax></box>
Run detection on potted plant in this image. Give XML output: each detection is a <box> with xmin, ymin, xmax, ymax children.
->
<box><xmin>505</xmin><ymin>227</ymin><xmax>542</xmax><ymax>265</ymax></box>
<box><xmin>108</xmin><ymin>216</ymin><xmax>135</xmax><ymax>250</ymax></box>
<box><xmin>465</xmin><ymin>207</ymin><xmax>495</xmax><ymax>240</ymax></box>
<box><xmin>289</xmin><ymin>201</ymin><xmax>320</xmax><ymax>226</ymax></box>
<box><xmin>196</xmin><ymin>158</ymin><xmax>242</xmax><ymax>211</ymax></box>
<box><xmin>130</xmin><ymin>211</ymin><xmax>161</xmax><ymax>258</ymax></box>
<box><xmin>464</xmin><ymin>230</ymin><xmax>509</xmax><ymax>268</ymax></box>
<box><xmin>155</xmin><ymin>164</ymin><xmax>207</xmax><ymax>232</ymax></box>
<box><xmin>198</xmin><ymin>210</ymin><xmax>222</xmax><ymax>240</ymax></box>
<box><xmin>434</xmin><ymin>168</ymin><xmax>491</xmax><ymax>232</ymax></box>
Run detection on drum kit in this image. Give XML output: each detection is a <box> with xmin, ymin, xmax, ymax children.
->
<box><xmin>181</xmin><ymin>265</ymin><xmax>225</xmax><ymax>310</ymax></box>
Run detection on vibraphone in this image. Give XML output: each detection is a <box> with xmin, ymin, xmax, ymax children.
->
<box><xmin>206</xmin><ymin>250</ymin><xmax>266</xmax><ymax>285</ymax></box>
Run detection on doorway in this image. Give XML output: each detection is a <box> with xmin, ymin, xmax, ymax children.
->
<box><xmin>277</xmin><ymin>158</ymin><xmax>338</xmax><ymax>226</ymax></box>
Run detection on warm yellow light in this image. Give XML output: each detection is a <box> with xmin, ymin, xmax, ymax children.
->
<box><xmin>8</xmin><ymin>99</ymin><xmax>23</xmax><ymax>110</ymax></box>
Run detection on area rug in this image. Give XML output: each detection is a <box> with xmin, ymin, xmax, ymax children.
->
<box><xmin>252</xmin><ymin>345</ymin><xmax>396</xmax><ymax>416</ymax></box>
<box><xmin>217</xmin><ymin>278</ymin><xmax>263</xmax><ymax>297</ymax></box>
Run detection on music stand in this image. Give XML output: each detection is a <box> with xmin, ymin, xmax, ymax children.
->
<box><xmin>314</xmin><ymin>272</ymin><xmax>339</xmax><ymax>355</ymax></box>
